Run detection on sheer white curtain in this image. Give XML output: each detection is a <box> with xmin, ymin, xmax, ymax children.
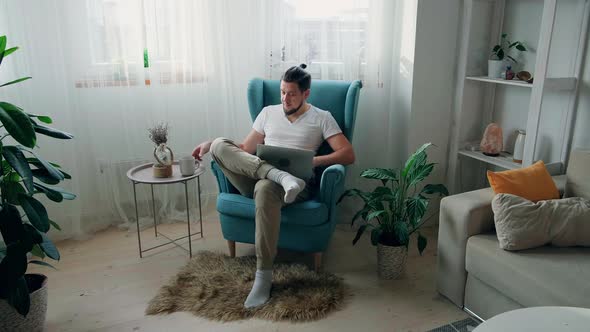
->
<box><xmin>0</xmin><ymin>0</ymin><xmax>410</xmax><ymax>241</ymax></box>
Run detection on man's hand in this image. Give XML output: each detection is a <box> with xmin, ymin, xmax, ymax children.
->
<box><xmin>192</xmin><ymin>141</ymin><xmax>213</xmax><ymax>161</ymax></box>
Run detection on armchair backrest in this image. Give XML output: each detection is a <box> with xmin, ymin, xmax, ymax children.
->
<box><xmin>247</xmin><ymin>78</ymin><xmax>362</xmax><ymax>156</ymax></box>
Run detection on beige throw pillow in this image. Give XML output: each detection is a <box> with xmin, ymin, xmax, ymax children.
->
<box><xmin>491</xmin><ymin>193</ymin><xmax>590</xmax><ymax>250</ymax></box>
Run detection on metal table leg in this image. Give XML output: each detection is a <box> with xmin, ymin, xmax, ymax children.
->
<box><xmin>198</xmin><ymin>176</ymin><xmax>203</xmax><ymax>238</ymax></box>
<box><xmin>151</xmin><ymin>184</ymin><xmax>157</xmax><ymax>237</ymax></box>
<box><xmin>133</xmin><ymin>182</ymin><xmax>143</xmax><ymax>258</ymax></box>
<box><xmin>184</xmin><ymin>181</ymin><xmax>192</xmax><ymax>258</ymax></box>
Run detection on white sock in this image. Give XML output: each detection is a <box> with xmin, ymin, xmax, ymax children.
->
<box><xmin>244</xmin><ymin>269</ymin><xmax>272</xmax><ymax>308</ymax></box>
<box><xmin>266</xmin><ymin>168</ymin><xmax>306</xmax><ymax>204</ymax></box>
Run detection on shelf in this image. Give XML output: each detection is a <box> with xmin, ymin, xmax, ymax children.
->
<box><xmin>465</xmin><ymin>76</ymin><xmax>577</xmax><ymax>91</ymax></box>
<box><xmin>465</xmin><ymin>76</ymin><xmax>532</xmax><ymax>88</ymax></box>
<box><xmin>458</xmin><ymin>149</ymin><xmax>522</xmax><ymax>170</ymax></box>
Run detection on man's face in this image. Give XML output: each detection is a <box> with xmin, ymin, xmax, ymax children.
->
<box><xmin>281</xmin><ymin>81</ymin><xmax>309</xmax><ymax>116</ymax></box>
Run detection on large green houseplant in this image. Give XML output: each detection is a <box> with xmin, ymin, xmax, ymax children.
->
<box><xmin>0</xmin><ymin>35</ymin><xmax>75</xmax><ymax>321</ymax></box>
<box><xmin>338</xmin><ymin>143</ymin><xmax>448</xmax><ymax>278</ymax></box>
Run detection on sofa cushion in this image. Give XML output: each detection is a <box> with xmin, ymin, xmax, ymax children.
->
<box><xmin>486</xmin><ymin>161</ymin><xmax>560</xmax><ymax>202</ymax></box>
<box><xmin>216</xmin><ymin>193</ymin><xmax>329</xmax><ymax>226</ymax></box>
<box><xmin>492</xmin><ymin>193</ymin><xmax>590</xmax><ymax>250</ymax></box>
<box><xmin>565</xmin><ymin>150</ymin><xmax>590</xmax><ymax>200</ymax></box>
<box><xmin>466</xmin><ymin>234</ymin><xmax>590</xmax><ymax>308</ymax></box>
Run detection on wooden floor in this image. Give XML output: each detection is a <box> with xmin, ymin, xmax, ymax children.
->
<box><xmin>28</xmin><ymin>215</ymin><xmax>467</xmax><ymax>332</ymax></box>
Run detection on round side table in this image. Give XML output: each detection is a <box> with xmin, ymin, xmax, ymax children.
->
<box><xmin>474</xmin><ymin>306</ymin><xmax>590</xmax><ymax>332</ymax></box>
<box><xmin>126</xmin><ymin>161</ymin><xmax>205</xmax><ymax>258</ymax></box>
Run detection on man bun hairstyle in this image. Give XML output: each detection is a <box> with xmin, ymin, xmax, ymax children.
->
<box><xmin>281</xmin><ymin>64</ymin><xmax>311</xmax><ymax>92</ymax></box>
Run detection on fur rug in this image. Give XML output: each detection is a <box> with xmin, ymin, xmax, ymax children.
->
<box><xmin>145</xmin><ymin>251</ymin><xmax>349</xmax><ymax>322</ymax></box>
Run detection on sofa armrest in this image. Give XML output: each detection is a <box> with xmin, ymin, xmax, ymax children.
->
<box><xmin>437</xmin><ymin>187</ymin><xmax>495</xmax><ymax>308</ymax></box>
<box><xmin>318</xmin><ymin>164</ymin><xmax>346</xmax><ymax>209</ymax></box>
<box><xmin>210</xmin><ymin>161</ymin><xmax>239</xmax><ymax>194</ymax></box>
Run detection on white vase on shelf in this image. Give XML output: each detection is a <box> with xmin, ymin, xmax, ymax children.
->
<box><xmin>488</xmin><ymin>59</ymin><xmax>504</xmax><ymax>78</ymax></box>
<box><xmin>513</xmin><ymin>130</ymin><xmax>526</xmax><ymax>163</ymax></box>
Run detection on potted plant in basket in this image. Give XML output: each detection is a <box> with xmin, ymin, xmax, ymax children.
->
<box><xmin>338</xmin><ymin>143</ymin><xmax>448</xmax><ymax>279</ymax></box>
<box><xmin>0</xmin><ymin>35</ymin><xmax>75</xmax><ymax>331</ymax></box>
<box><xmin>488</xmin><ymin>33</ymin><xmax>527</xmax><ymax>78</ymax></box>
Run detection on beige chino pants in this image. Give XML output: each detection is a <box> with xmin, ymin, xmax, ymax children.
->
<box><xmin>210</xmin><ymin>137</ymin><xmax>309</xmax><ymax>269</ymax></box>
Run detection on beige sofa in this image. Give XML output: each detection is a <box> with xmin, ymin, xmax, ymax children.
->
<box><xmin>437</xmin><ymin>150</ymin><xmax>590</xmax><ymax>320</ymax></box>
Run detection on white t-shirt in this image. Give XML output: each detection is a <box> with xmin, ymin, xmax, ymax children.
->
<box><xmin>252</xmin><ymin>104</ymin><xmax>342</xmax><ymax>152</ymax></box>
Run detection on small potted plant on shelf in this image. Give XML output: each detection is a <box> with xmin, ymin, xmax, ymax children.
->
<box><xmin>338</xmin><ymin>143</ymin><xmax>448</xmax><ymax>279</ymax></box>
<box><xmin>0</xmin><ymin>35</ymin><xmax>75</xmax><ymax>331</ymax></box>
<box><xmin>489</xmin><ymin>33</ymin><xmax>527</xmax><ymax>78</ymax></box>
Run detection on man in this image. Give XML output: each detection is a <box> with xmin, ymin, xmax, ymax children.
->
<box><xmin>192</xmin><ymin>65</ymin><xmax>355</xmax><ymax>308</ymax></box>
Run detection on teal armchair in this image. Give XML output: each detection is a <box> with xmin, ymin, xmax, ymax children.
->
<box><xmin>211</xmin><ymin>78</ymin><xmax>362</xmax><ymax>270</ymax></box>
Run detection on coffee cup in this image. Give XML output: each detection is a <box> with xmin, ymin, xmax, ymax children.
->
<box><xmin>179</xmin><ymin>156</ymin><xmax>198</xmax><ymax>176</ymax></box>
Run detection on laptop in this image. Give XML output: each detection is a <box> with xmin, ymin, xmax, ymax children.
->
<box><xmin>256</xmin><ymin>144</ymin><xmax>315</xmax><ymax>181</ymax></box>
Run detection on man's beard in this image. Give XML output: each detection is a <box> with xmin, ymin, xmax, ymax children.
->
<box><xmin>283</xmin><ymin>100</ymin><xmax>304</xmax><ymax>116</ymax></box>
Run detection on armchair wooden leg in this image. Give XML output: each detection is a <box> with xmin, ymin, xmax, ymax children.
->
<box><xmin>228</xmin><ymin>240</ymin><xmax>236</xmax><ymax>258</ymax></box>
<box><xmin>313</xmin><ymin>252</ymin><xmax>322</xmax><ymax>272</ymax></box>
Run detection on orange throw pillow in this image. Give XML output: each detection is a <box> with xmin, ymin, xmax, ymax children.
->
<box><xmin>487</xmin><ymin>161</ymin><xmax>560</xmax><ymax>202</ymax></box>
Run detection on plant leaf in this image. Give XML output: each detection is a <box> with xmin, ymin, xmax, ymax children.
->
<box><xmin>406</xmin><ymin>195</ymin><xmax>428</xmax><ymax>227</ymax></box>
<box><xmin>0</xmin><ymin>204</ymin><xmax>25</xmax><ymax>245</ymax></box>
<box><xmin>26</xmin><ymin>157</ymin><xmax>70</xmax><ymax>179</ymax></box>
<box><xmin>19</xmin><ymin>148</ymin><xmax>64</xmax><ymax>181</ymax></box>
<box><xmin>408</xmin><ymin>163</ymin><xmax>435</xmax><ymax>187</ymax></box>
<box><xmin>421</xmin><ymin>184</ymin><xmax>449</xmax><ymax>196</ymax></box>
<box><xmin>33</xmin><ymin>182</ymin><xmax>63</xmax><ymax>202</ymax></box>
<box><xmin>0</xmin><ymin>35</ymin><xmax>6</xmax><ymax>65</ymax></box>
<box><xmin>492</xmin><ymin>45</ymin><xmax>500</xmax><ymax>52</ymax></box>
<box><xmin>403</xmin><ymin>143</ymin><xmax>432</xmax><ymax>177</ymax></box>
<box><xmin>352</xmin><ymin>224</ymin><xmax>368</xmax><ymax>245</ymax></box>
<box><xmin>515</xmin><ymin>44</ymin><xmax>526</xmax><ymax>52</ymax></box>
<box><xmin>497</xmin><ymin>48</ymin><xmax>504</xmax><ymax>60</ymax></box>
<box><xmin>370</xmin><ymin>228</ymin><xmax>382</xmax><ymax>246</ymax></box>
<box><xmin>3</xmin><ymin>46</ymin><xmax>18</xmax><ymax>57</ymax></box>
<box><xmin>49</xmin><ymin>219</ymin><xmax>62</xmax><ymax>231</ymax></box>
<box><xmin>33</xmin><ymin>183</ymin><xmax>76</xmax><ymax>201</ymax></box>
<box><xmin>360</xmin><ymin>168</ymin><xmax>398</xmax><ymax>182</ymax></box>
<box><xmin>6</xmin><ymin>276</ymin><xmax>30</xmax><ymax>316</ymax></box>
<box><xmin>32</xmin><ymin>122</ymin><xmax>74</xmax><ymax>139</ymax></box>
<box><xmin>26</xmin><ymin>113</ymin><xmax>52</xmax><ymax>124</ymax></box>
<box><xmin>0</xmin><ymin>102</ymin><xmax>36</xmax><ymax>148</ymax></box>
<box><xmin>366</xmin><ymin>209</ymin><xmax>387</xmax><ymax>222</ymax></box>
<box><xmin>18</xmin><ymin>194</ymin><xmax>50</xmax><ymax>232</ymax></box>
<box><xmin>507</xmin><ymin>55</ymin><xmax>517</xmax><ymax>63</ymax></box>
<box><xmin>338</xmin><ymin>188</ymin><xmax>369</xmax><ymax>204</ymax></box>
<box><xmin>39</xmin><ymin>231</ymin><xmax>60</xmax><ymax>261</ymax></box>
<box><xmin>417</xmin><ymin>232</ymin><xmax>427</xmax><ymax>255</ymax></box>
<box><xmin>393</xmin><ymin>222</ymin><xmax>409</xmax><ymax>246</ymax></box>
<box><xmin>30</xmin><ymin>244</ymin><xmax>46</xmax><ymax>259</ymax></box>
<box><xmin>351</xmin><ymin>206</ymin><xmax>370</xmax><ymax>226</ymax></box>
<box><xmin>2</xmin><ymin>146</ymin><xmax>34</xmax><ymax>192</ymax></box>
<box><xmin>0</xmin><ymin>243</ymin><xmax>27</xmax><ymax>286</ymax></box>
<box><xmin>29</xmin><ymin>260</ymin><xmax>57</xmax><ymax>270</ymax></box>
<box><xmin>0</xmin><ymin>76</ymin><xmax>32</xmax><ymax>88</ymax></box>
<box><xmin>31</xmin><ymin>168</ymin><xmax>60</xmax><ymax>185</ymax></box>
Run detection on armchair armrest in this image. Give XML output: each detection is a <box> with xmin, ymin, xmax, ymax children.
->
<box><xmin>318</xmin><ymin>164</ymin><xmax>346</xmax><ymax>208</ymax></box>
<box><xmin>210</xmin><ymin>161</ymin><xmax>239</xmax><ymax>194</ymax></box>
<box><xmin>436</xmin><ymin>187</ymin><xmax>495</xmax><ymax>308</ymax></box>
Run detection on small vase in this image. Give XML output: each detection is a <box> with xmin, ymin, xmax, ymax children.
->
<box><xmin>513</xmin><ymin>130</ymin><xmax>526</xmax><ymax>163</ymax></box>
<box><xmin>377</xmin><ymin>243</ymin><xmax>407</xmax><ymax>279</ymax></box>
<box><xmin>488</xmin><ymin>59</ymin><xmax>504</xmax><ymax>78</ymax></box>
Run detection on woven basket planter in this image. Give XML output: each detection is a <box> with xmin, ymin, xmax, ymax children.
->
<box><xmin>377</xmin><ymin>244</ymin><xmax>408</xmax><ymax>279</ymax></box>
<box><xmin>0</xmin><ymin>274</ymin><xmax>48</xmax><ymax>332</ymax></box>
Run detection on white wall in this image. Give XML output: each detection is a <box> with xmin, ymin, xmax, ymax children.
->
<box><xmin>408</xmin><ymin>0</ymin><xmax>461</xmax><ymax>223</ymax></box>
<box><xmin>571</xmin><ymin>31</ymin><xmax>590</xmax><ymax>152</ymax></box>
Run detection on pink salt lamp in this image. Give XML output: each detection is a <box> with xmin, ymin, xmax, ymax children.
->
<box><xmin>480</xmin><ymin>123</ymin><xmax>503</xmax><ymax>156</ymax></box>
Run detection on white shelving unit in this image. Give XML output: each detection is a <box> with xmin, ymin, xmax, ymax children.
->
<box><xmin>448</xmin><ymin>0</ymin><xmax>590</xmax><ymax>193</ymax></box>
